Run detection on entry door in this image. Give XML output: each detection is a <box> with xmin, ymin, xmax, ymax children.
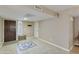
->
<box><xmin>4</xmin><ymin>20</ymin><xmax>16</xmax><ymax>42</ymax></box>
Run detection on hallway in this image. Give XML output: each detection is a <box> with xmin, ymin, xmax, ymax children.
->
<box><xmin>0</xmin><ymin>38</ymin><xmax>69</xmax><ymax>54</ymax></box>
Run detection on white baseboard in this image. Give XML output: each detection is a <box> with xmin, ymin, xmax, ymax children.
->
<box><xmin>38</xmin><ymin>38</ymin><xmax>70</xmax><ymax>52</ymax></box>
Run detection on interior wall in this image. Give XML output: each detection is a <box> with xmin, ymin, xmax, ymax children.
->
<box><xmin>34</xmin><ymin>22</ymin><xmax>39</xmax><ymax>38</ymax></box>
<box><xmin>16</xmin><ymin>20</ymin><xmax>19</xmax><ymax>40</ymax></box>
<box><xmin>23</xmin><ymin>21</ymin><xmax>34</xmax><ymax>37</ymax></box>
<box><xmin>38</xmin><ymin>14</ymin><xmax>73</xmax><ymax>50</ymax></box>
<box><xmin>69</xmin><ymin>17</ymin><xmax>73</xmax><ymax>49</ymax></box>
<box><xmin>74</xmin><ymin>17</ymin><xmax>79</xmax><ymax>38</ymax></box>
<box><xmin>17</xmin><ymin>21</ymin><xmax>24</xmax><ymax>36</ymax></box>
<box><xmin>17</xmin><ymin>21</ymin><xmax>34</xmax><ymax>37</ymax></box>
<box><xmin>0</xmin><ymin>17</ymin><xmax>4</xmax><ymax>47</ymax></box>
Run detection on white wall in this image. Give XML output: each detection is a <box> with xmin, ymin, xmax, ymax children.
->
<box><xmin>74</xmin><ymin>17</ymin><xmax>79</xmax><ymax>38</ymax></box>
<box><xmin>17</xmin><ymin>21</ymin><xmax>34</xmax><ymax>37</ymax></box>
<box><xmin>17</xmin><ymin>21</ymin><xmax>24</xmax><ymax>36</ymax></box>
<box><xmin>23</xmin><ymin>21</ymin><xmax>34</xmax><ymax>37</ymax></box>
<box><xmin>0</xmin><ymin>18</ymin><xmax>4</xmax><ymax>47</ymax></box>
<box><xmin>38</xmin><ymin>14</ymin><xmax>73</xmax><ymax>50</ymax></box>
<box><xmin>34</xmin><ymin>22</ymin><xmax>39</xmax><ymax>38</ymax></box>
<box><xmin>69</xmin><ymin>17</ymin><xmax>73</xmax><ymax>49</ymax></box>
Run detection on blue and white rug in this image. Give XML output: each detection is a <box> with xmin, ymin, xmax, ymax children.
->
<box><xmin>16</xmin><ymin>41</ymin><xmax>37</xmax><ymax>53</ymax></box>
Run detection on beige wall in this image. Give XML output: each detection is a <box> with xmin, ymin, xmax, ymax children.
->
<box><xmin>23</xmin><ymin>21</ymin><xmax>34</xmax><ymax>37</ymax></box>
<box><xmin>38</xmin><ymin>14</ymin><xmax>73</xmax><ymax>50</ymax></box>
<box><xmin>17</xmin><ymin>21</ymin><xmax>34</xmax><ymax>37</ymax></box>
<box><xmin>74</xmin><ymin>17</ymin><xmax>79</xmax><ymax>38</ymax></box>
<box><xmin>0</xmin><ymin>18</ymin><xmax>4</xmax><ymax>47</ymax></box>
<box><xmin>17</xmin><ymin>21</ymin><xmax>24</xmax><ymax>36</ymax></box>
<box><xmin>34</xmin><ymin>22</ymin><xmax>39</xmax><ymax>38</ymax></box>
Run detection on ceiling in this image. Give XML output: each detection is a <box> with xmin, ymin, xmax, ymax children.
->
<box><xmin>44</xmin><ymin>5</ymin><xmax>79</xmax><ymax>17</ymax></box>
<box><xmin>45</xmin><ymin>5</ymin><xmax>76</xmax><ymax>12</ymax></box>
<box><xmin>0</xmin><ymin>5</ymin><xmax>79</xmax><ymax>21</ymax></box>
<box><xmin>0</xmin><ymin>5</ymin><xmax>54</xmax><ymax>21</ymax></box>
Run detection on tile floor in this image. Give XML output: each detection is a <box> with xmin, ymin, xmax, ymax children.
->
<box><xmin>0</xmin><ymin>37</ymin><xmax>70</xmax><ymax>54</ymax></box>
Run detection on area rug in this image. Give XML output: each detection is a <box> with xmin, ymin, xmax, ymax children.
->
<box><xmin>17</xmin><ymin>41</ymin><xmax>37</xmax><ymax>52</ymax></box>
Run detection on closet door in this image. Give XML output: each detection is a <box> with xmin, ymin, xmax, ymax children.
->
<box><xmin>4</xmin><ymin>20</ymin><xmax>16</xmax><ymax>42</ymax></box>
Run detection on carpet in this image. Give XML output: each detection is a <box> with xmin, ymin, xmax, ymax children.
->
<box><xmin>17</xmin><ymin>41</ymin><xmax>37</xmax><ymax>51</ymax></box>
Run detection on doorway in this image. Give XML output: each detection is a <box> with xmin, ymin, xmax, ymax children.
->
<box><xmin>71</xmin><ymin>17</ymin><xmax>79</xmax><ymax>53</ymax></box>
<box><xmin>4</xmin><ymin>20</ymin><xmax>16</xmax><ymax>42</ymax></box>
